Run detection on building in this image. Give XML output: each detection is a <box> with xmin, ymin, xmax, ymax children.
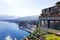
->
<box><xmin>39</xmin><ymin>1</ymin><xmax>60</xmax><ymax>35</ymax></box>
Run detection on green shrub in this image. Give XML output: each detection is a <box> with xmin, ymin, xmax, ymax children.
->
<box><xmin>32</xmin><ymin>26</ymin><xmax>39</xmax><ymax>35</ymax></box>
<box><xmin>44</xmin><ymin>34</ymin><xmax>60</xmax><ymax>40</ymax></box>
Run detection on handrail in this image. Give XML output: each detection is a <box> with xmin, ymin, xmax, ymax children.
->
<box><xmin>24</xmin><ymin>35</ymin><xmax>40</xmax><ymax>40</ymax></box>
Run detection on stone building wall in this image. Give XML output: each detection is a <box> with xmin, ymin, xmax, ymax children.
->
<box><xmin>41</xmin><ymin>6</ymin><xmax>60</xmax><ymax>17</ymax></box>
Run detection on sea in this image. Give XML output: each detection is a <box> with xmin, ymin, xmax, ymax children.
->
<box><xmin>0</xmin><ymin>21</ymin><xmax>29</xmax><ymax>40</ymax></box>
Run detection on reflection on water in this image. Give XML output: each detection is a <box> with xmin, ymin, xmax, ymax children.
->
<box><xmin>5</xmin><ymin>35</ymin><xmax>13</xmax><ymax>40</ymax></box>
<box><xmin>0</xmin><ymin>21</ymin><xmax>29</xmax><ymax>40</ymax></box>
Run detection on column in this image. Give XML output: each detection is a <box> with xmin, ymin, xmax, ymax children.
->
<box><xmin>48</xmin><ymin>20</ymin><xmax>50</xmax><ymax>28</ymax></box>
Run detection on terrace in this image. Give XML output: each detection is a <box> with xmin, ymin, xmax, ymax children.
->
<box><xmin>39</xmin><ymin>1</ymin><xmax>60</xmax><ymax>35</ymax></box>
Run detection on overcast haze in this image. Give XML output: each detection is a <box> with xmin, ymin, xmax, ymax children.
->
<box><xmin>0</xmin><ymin>0</ymin><xmax>60</xmax><ymax>17</ymax></box>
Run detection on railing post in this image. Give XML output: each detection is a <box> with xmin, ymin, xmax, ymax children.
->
<box><xmin>24</xmin><ymin>36</ymin><xmax>28</xmax><ymax>40</ymax></box>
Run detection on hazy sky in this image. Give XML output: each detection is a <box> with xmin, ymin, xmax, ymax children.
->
<box><xmin>0</xmin><ymin>0</ymin><xmax>60</xmax><ymax>17</ymax></box>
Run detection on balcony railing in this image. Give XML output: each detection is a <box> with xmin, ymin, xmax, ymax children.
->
<box><xmin>39</xmin><ymin>16</ymin><xmax>60</xmax><ymax>20</ymax></box>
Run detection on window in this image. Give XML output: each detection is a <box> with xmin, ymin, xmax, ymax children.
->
<box><xmin>41</xmin><ymin>20</ymin><xmax>45</xmax><ymax>27</ymax></box>
<box><xmin>49</xmin><ymin>8</ymin><xmax>51</xmax><ymax>12</ymax></box>
<box><xmin>57</xmin><ymin>9</ymin><xmax>60</xmax><ymax>13</ymax></box>
<box><xmin>57</xmin><ymin>9</ymin><xmax>60</xmax><ymax>15</ymax></box>
<box><xmin>44</xmin><ymin>21</ymin><xmax>48</xmax><ymax>27</ymax></box>
<box><xmin>42</xmin><ymin>9</ymin><xmax>46</xmax><ymax>13</ymax></box>
<box><xmin>53</xmin><ymin>20</ymin><xmax>60</xmax><ymax>30</ymax></box>
<box><xmin>50</xmin><ymin>21</ymin><xmax>54</xmax><ymax>27</ymax></box>
<box><xmin>40</xmin><ymin>20</ymin><xmax>48</xmax><ymax>27</ymax></box>
<box><xmin>45</xmin><ymin>9</ymin><xmax>46</xmax><ymax>12</ymax></box>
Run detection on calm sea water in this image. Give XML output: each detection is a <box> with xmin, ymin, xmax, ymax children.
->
<box><xmin>0</xmin><ymin>21</ymin><xmax>29</xmax><ymax>40</ymax></box>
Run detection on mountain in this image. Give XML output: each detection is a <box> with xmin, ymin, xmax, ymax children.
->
<box><xmin>0</xmin><ymin>15</ymin><xmax>39</xmax><ymax>23</ymax></box>
<box><xmin>0</xmin><ymin>15</ymin><xmax>16</xmax><ymax>20</ymax></box>
<box><xmin>15</xmin><ymin>15</ymin><xmax>39</xmax><ymax>21</ymax></box>
<box><xmin>0</xmin><ymin>15</ymin><xmax>39</xmax><ymax>21</ymax></box>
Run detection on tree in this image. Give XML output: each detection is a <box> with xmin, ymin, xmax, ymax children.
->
<box><xmin>56</xmin><ymin>1</ymin><xmax>60</xmax><ymax>5</ymax></box>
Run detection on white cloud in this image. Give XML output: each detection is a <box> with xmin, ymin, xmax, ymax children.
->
<box><xmin>0</xmin><ymin>0</ymin><xmax>41</xmax><ymax>17</ymax></box>
<box><xmin>0</xmin><ymin>0</ymin><xmax>59</xmax><ymax>17</ymax></box>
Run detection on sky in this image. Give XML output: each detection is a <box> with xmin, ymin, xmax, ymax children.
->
<box><xmin>0</xmin><ymin>0</ymin><xmax>60</xmax><ymax>17</ymax></box>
